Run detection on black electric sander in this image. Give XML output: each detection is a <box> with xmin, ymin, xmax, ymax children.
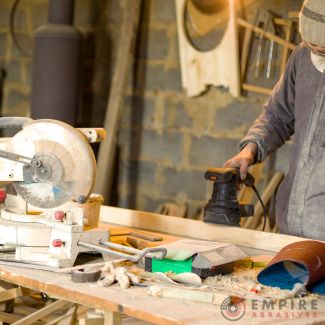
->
<box><xmin>203</xmin><ymin>168</ymin><xmax>266</xmax><ymax>228</ymax></box>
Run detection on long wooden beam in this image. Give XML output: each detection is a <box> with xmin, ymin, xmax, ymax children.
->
<box><xmin>94</xmin><ymin>0</ymin><xmax>142</xmax><ymax>203</ymax></box>
<box><xmin>99</xmin><ymin>206</ymin><xmax>308</xmax><ymax>253</ymax></box>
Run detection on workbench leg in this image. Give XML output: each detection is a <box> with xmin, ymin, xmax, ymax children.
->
<box><xmin>4</xmin><ymin>299</ymin><xmax>15</xmax><ymax>325</ymax></box>
<box><xmin>103</xmin><ymin>311</ymin><xmax>122</xmax><ymax>325</ymax></box>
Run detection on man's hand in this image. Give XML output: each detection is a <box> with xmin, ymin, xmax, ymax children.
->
<box><xmin>223</xmin><ymin>142</ymin><xmax>257</xmax><ymax>180</ymax></box>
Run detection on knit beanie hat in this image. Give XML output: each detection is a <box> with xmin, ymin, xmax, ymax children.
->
<box><xmin>299</xmin><ymin>0</ymin><xmax>325</xmax><ymax>47</ymax></box>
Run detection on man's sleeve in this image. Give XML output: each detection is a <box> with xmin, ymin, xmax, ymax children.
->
<box><xmin>239</xmin><ymin>47</ymin><xmax>298</xmax><ymax>163</ymax></box>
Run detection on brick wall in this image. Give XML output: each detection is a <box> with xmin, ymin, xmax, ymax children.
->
<box><xmin>0</xmin><ymin>0</ymin><xmax>302</xmax><ymax>216</ymax></box>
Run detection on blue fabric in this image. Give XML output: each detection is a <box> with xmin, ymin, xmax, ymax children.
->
<box><xmin>309</xmin><ymin>280</ymin><xmax>325</xmax><ymax>294</ymax></box>
<box><xmin>258</xmin><ymin>261</ymin><xmax>308</xmax><ymax>290</ymax></box>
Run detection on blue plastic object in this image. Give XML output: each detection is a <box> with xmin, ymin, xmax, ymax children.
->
<box><xmin>258</xmin><ymin>260</ymin><xmax>309</xmax><ymax>290</ymax></box>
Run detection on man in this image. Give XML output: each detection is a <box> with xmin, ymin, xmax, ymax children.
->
<box><xmin>224</xmin><ymin>0</ymin><xmax>325</xmax><ymax>240</ymax></box>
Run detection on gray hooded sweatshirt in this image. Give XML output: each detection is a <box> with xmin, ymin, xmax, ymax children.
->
<box><xmin>240</xmin><ymin>43</ymin><xmax>325</xmax><ymax>240</ymax></box>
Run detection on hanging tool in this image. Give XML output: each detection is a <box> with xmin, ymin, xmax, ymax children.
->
<box><xmin>266</xmin><ymin>39</ymin><xmax>275</xmax><ymax>79</ymax></box>
<box><xmin>266</xmin><ymin>15</ymin><xmax>276</xmax><ymax>79</ymax></box>
<box><xmin>254</xmin><ymin>10</ymin><xmax>276</xmax><ymax>79</ymax></box>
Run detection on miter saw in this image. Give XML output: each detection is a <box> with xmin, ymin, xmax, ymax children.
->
<box><xmin>0</xmin><ymin>118</ymin><xmax>166</xmax><ymax>268</ymax></box>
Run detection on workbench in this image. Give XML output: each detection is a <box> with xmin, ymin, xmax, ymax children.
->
<box><xmin>0</xmin><ymin>206</ymin><xmax>325</xmax><ymax>325</ymax></box>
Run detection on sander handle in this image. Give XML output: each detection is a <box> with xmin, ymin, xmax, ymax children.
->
<box><xmin>205</xmin><ymin>167</ymin><xmax>255</xmax><ymax>187</ymax></box>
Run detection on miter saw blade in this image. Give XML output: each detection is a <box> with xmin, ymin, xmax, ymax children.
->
<box><xmin>11</xmin><ymin>120</ymin><xmax>96</xmax><ymax>209</ymax></box>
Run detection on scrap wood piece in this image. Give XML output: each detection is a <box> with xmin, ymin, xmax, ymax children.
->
<box><xmin>94</xmin><ymin>0</ymin><xmax>142</xmax><ymax>203</ymax></box>
<box><xmin>251</xmin><ymin>171</ymin><xmax>284</xmax><ymax>231</ymax></box>
<box><xmin>126</xmin><ymin>236</ymin><xmax>152</xmax><ymax>249</ymax></box>
<box><xmin>242</xmin><ymin>83</ymin><xmax>272</xmax><ymax>95</ymax></box>
<box><xmin>157</xmin><ymin>202</ymin><xmax>188</xmax><ymax>218</ymax></box>
<box><xmin>280</xmin><ymin>20</ymin><xmax>293</xmax><ymax>75</ymax></box>
<box><xmin>235</xmin><ymin>255</ymin><xmax>273</xmax><ymax>268</ymax></box>
<box><xmin>288</xmin><ymin>11</ymin><xmax>299</xmax><ymax>19</ymax></box>
<box><xmin>241</xmin><ymin>25</ymin><xmax>254</xmax><ymax>81</ymax></box>
<box><xmin>148</xmin><ymin>285</ymin><xmax>237</xmax><ymax>306</ymax></box>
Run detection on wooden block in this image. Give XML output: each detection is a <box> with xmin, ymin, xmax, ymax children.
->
<box><xmin>0</xmin><ymin>287</ymin><xmax>31</xmax><ymax>303</ymax></box>
<box><xmin>126</xmin><ymin>236</ymin><xmax>151</xmax><ymax>249</ymax></box>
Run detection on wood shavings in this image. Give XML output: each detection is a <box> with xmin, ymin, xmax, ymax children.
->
<box><xmin>203</xmin><ymin>266</ymin><xmax>314</xmax><ymax>301</ymax></box>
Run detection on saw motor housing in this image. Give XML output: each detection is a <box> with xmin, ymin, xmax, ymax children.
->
<box><xmin>0</xmin><ymin>119</ymin><xmax>105</xmax><ymax>209</ymax></box>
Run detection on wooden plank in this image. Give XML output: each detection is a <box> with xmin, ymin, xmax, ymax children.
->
<box><xmin>0</xmin><ymin>310</ymin><xmax>21</xmax><ymax>323</ymax></box>
<box><xmin>12</xmin><ymin>300</ymin><xmax>71</xmax><ymax>325</ymax></box>
<box><xmin>238</xmin><ymin>163</ymin><xmax>264</xmax><ymax>204</ymax></box>
<box><xmin>254</xmin><ymin>171</ymin><xmax>284</xmax><ymax>223</ymax></box>
<box><xmin>280</xmin><ymin>21</ymin><xmax>293</xmax><ymax>76</ymax></box>
<box><xmin>94</xmin><ymin>0</ymin><xmax>142</xmax><ymax>203</ymax></box>
<box><xmin>240</xmin><ymin>27</ymin><xmax>254</xmax><ymax>81</ymax></box>
<box><xmin>240</xmin><ymin>163</ymin><xmax>265</xmax><ymax>229</ymax></box>
<box><xmin>242</xmin><ymin>83</ymin><xmax>272</xmax><ymax>95</ymax></box>
<box><xmin>288</xmin><ymin>11</ymin><xmax>299</xmax><ymax>19</ymax></box>
<box><xmin>99</xmin><ymin>206</ymin><xmax>309</xmax><ymax>253</ymax></box>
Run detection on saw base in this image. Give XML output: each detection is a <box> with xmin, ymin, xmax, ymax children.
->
<box><xmin>0</xmin><ymin>203</ymin><xmax>110</xmax><ymax>268</ymax></box>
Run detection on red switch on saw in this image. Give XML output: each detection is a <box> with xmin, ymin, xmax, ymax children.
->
<box><xmin>0</xmin><ymin>189</ymin><xmax>6</xmax><ymax>203</ymax></box>
<box><xmin>52</xmin><ymin>239</ymin><xmax>64</xmax><ymax>247</ymax></box>
<box><xmin>54</xmin><ymin>210</ymin><xmax>65</xmax><ymax>221</ymax></box>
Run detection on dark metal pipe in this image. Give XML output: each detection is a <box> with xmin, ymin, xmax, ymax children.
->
<box><xmin>48</xmin><ymin>0</ymin><xmax>74</xmax><ymax>25</ymax></box>
<box><xmin>30</xmin><ymin>0</ymin><xmax>81</xmax><ymax>126</ymax></box>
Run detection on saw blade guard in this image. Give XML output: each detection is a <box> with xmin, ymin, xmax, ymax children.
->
<box><xmin>11</xmin><ymin>119</ymin><xmax>96</xmax><ymax>209</ymax></box>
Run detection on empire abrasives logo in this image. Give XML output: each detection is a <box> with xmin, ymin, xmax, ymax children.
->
<box><xmin>220</xmin><ymin>298</ymin><xmax>318</xmax><ymax>321</ymax></box>
<box><xmin>220</xmin><ymin>297</ymin><xmax>246</xmax><ymax>321</ymax></box>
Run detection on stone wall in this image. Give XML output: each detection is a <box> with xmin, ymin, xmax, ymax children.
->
<box><xmin>0</xmin><ymin>0</ymin><xmax>303</xmax><ymax>217</ymax></box>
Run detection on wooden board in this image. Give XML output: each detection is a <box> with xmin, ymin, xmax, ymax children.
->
<box><xmin>99</xmin><ymin>205</ymin><xmax>310</xmax><ymax>253</ymax></box>
<box><xmin>94</xmin><ymin>0</ymin><xmax>141</xmax><ymax>203</ymax></box>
